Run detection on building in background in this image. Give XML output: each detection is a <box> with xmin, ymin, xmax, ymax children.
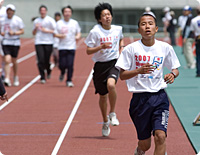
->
<box><xmin>3</xmin><ymin>0</ymin><xmax>200</xmax><ymax>37</ymax></box>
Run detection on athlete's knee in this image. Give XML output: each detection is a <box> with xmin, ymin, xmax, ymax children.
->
<box><xmin>138</xmin><ymin>138</ymin><xmax>151</xmax><ymax>152</ymax></box>
<box><xmin>107</xmin><ymin>79</ymin><xmax>116</xmax><ymax>91</ymax></box>
<box><xmin>154</xmin><ymin>130</ymin><xmax>166</xmax><ymax>145</ymax></box>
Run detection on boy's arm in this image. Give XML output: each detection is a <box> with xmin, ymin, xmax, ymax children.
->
<box><xmin>119</xmin><ymin>39</ymin><xmax>125</xmax><ymax>53</ymax></box>
<box><xmin>164</xmin><ymin>68</ymin><xmax>179</xmax><ymax>84</ymax></box>
<box><xmin>75</xmin><ymin>32</ymin><xmax>81</xmax><ymax>40</ymax></box>
<box><xmin>120</xmin><ymin>63</ymin><xmax>154</xmax><ymax>80</ymax></box>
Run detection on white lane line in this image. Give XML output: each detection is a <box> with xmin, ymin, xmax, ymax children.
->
<box><xmin>51</xmin><ymin>69</ymin><xmax>93</xmax><ymax>155</ymax></box>
<box><xmin>17</xmin><ymin>51</ymin><xmax>36</xmax><ymax>63</ymax></box>
<box><xmin>0</xmin><ymin>75</ymin><xmax>40</xmax><ymax>111</ymax></box>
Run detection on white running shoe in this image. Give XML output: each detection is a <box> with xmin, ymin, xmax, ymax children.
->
<box><xmin>134</xmin><ymin>147</ymin><xmax>145</xmax><ymax>155</ymax></box>
<box><xmin>13</xmin><ymin>76</ymin><xmax>20</xmax><ymax>86</ymax></box>
<box><xmin>40</xmin><ymin>79</ymin><xmax>46</xmax><ymax>84</ymax></box>
<box><xmin>102</xmin><ymin>118</ymin><xmax>110</xmax><ymax>137</ymax></box>
<box><xmin>109</xmin><ymin>112</ymin><xmax>119</xmax><ymax>126</ymax></box>
<box><xmin>67</xmin><ymin>81</ymin><xmax>74</xmax><ymax>87</ymax></box>
<box><xmin>4</xmin><ymin>78</ymin><xmax>11</xmax><ymax>87</ymax></box>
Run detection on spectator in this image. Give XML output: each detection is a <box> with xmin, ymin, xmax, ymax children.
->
<box><xmin>162</xmin><ymin>7</ymin><xmax>172</xmax><ymax>42</ymax></box>
<box><xmin>182</xmin><ymin>6</ymin><xmax>196</xmax><ymax>69</ymax></box>
<box><xmin>167</xmin><ymin>11</ymin><xmax>177</xmax><ymax>46</ymax></box>
<box><xmin>190</xmin><ymin>6</ymin><xmax>200</xmax><ymax>77</ymax></box>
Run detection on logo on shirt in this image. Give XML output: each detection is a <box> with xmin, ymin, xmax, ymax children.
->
<box><xmin>152</xmin><ymin>56</ymin><xmax>163</xmax><ymax>70</ymax></box>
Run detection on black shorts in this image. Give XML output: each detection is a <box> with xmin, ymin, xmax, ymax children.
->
<box><xmin>129</xmin><ymin>89</ymin><xmax>169</xmax><ymax>140</ymax></box>
<box><xmin>93</xmin><ymin>59</ymin><xmax>119</xmax><ymax>95</ymax></box>
<box><xmin>2</xmin><ymin>45</ymin><xmax>20</xmax><ymax>58</ymax></box>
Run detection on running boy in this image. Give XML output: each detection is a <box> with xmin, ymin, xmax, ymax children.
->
<box><xmin>115</xmin><ymin>12</ymin><xmax>180</xmax><ymax>155</ymax></box>
<box><xmin>84</xmin><ymin>3</ymin><xmax>124</xmax><ymax>137</ymax></box>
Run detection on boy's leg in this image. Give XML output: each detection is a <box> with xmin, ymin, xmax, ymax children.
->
<box><xmin>35</xmin><ymin>45</ymin><xmax>45</xmax><ymax>80</ymax></box>
<box><xmin>12</xmin><ymin>57</ymin><xmax>20</xmax><ymax>86</ymax></box>
<box><xmin>99</xmin><ymin>94</ymin><xmax>111</xmax><ymax>137</ymax></box>
<box><xmin>135</xmin><ymin>138</ymin><xmax>151</xmax><ymax>155</ymax></box>
<box><xmin>154</xmin><ymin>130</ymin><xmax>166</xmax><ymax>155</ymax></box>
<box><xmin>12</xmin><ymin>57</ymin><xmax>18</xmax><ymax>77</ymax></box>
<box><xmin>107</xmin><ymin>78</ymin><xmax>116</xmax><ymax>113</ymax></box>
<box><xmin>107</xmin><ymin>77</ymin><xmax>119</xmax><ymax>126</ymax></box>
<box><xmin>4</xmin><ymin>55</ymin><xmax>11</xmax><ymax>80</ymax></box>
<box><xmin>99</xmin><ymin>94</ymin><xmax>108</xmax><ymax>122</ymax></box>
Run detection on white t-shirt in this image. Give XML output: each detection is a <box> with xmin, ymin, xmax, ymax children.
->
<box><xmin>33</xmin><ymin>15</ymin><xmax>56</xmax><ymax>45</ymax></box>
<box><xmin>0</xmin><ymin>6</ymin><xmax>6</xmax><ymax>18</ymax></box>
<box><xmin>0</xmin><ymin>6</ymin><xmax>6</xmax><ymax>54</ymax></box>
<box><xmin>115</xmin><ymin>40</ymin><xmax>181</xmax><ymax>93</ymax></box>
<box><xmin>1</xmin><ymin>15</ymin><xmax>24</xmax><ymax>46</ymax></box>
<box><xmin>178</xmin><ymin>15</ymin><xmax>188</xmax><ymax>30</ymax></box>
<box><xmin>190</xmin><ymin>15</ymin><xmax>200</xmax><ymax>37</ymax></box>
<box><xmin>55</xmin><ymin>19</ymin><xmax>81</xmax><ymax>50</ymax></box>
<box><xmin>84</xmin><ymin>24</ymin><xmax>123</xmax><ymax>62</ymax></box>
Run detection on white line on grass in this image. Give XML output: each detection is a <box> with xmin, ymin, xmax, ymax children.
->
<box><xmin>51</xmin><ymin>69</ymin><xmax>93</xmax><ymax>155</ymax></box>
<box><xmin>0</xmin><ymin>75</ymin><xmax>40</xmax><ymax>111</ymax></box>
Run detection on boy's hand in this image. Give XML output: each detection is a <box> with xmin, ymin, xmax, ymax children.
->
<box><xmin>101</xmin><ymin>42</ymin><xmax>112</xmax><ymax>49</ymax></box>
<box><xmin>164</xmin><ymin>73</ymin><xmax>175</xmax><ymax>84</ymax></box>
<box><xmin>138</xmin><ymin>63</ymin><xmax>154</xmax><ymax>74</ymax></box>
<box><xmin>0</xmin><ymin>92</ymin><xmax>8</xmax><ymax>101</ymax></box>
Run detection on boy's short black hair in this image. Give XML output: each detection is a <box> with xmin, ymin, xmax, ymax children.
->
<box><xmin>62</xmin><ymin>5</ymin><xmax>73</xmax><ymax>14</ymax></box>
<box><xmin>137</xmin><ymin>12</ymin><xmax>157</xmax><ymax>27</ymax></box>
<box><xmin>54</xmin><ymin>12</ymin><xmax>61</xmax><ymax>17</ymax></box>
<box><xmin>94</xmin><ymin>3</ymin><xmax>113</xmax><ymax>24</ymax></box>
<box><xmin>39</xmin><ymin>5</ymin><xmax>47</xmax><ymax>11</ymax></box>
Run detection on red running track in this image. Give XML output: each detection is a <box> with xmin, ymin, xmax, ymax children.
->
<box><xmin>0</xmin><ymin>38</ymin><xmax>196</xmax><ymax>155</ymax></box>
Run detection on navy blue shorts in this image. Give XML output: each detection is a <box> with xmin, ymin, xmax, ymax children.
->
<box><xmin>129</xmin><ymin>89</ymin><xmax>169</xmax><ymax>140</ymax></box>
<box><xmin>93</xmin><ymin>59</ymin><xmax>119</xmax><ymax>95</ymax></box>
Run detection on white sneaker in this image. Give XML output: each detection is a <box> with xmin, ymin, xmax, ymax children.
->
<box><xmin>40</xmin><ymin>79</ymin><xmax>46</xmax><ymax>84</ymax></box>
<box><xmin>134</xmin><ymin>147</ymin><xmax>145</xmax><ymax>155</ymax></box>
<box><xmin>109</xmin><ymin>112</ymin><xmax>119</xmax><ymax>126</ymax></box>
<box><xmin>102</xmin><ymin>119</ymin><xmax>110</xmax><ymax>137</ymax></box>
<box><xmin>4</xmin><ymin>78</ymin><xmax>11</xmax><ymax>87</ymax></box>
<box><xmin>190</xmin><ymin>63</ymin><xmax>196</xmax><ymax>69</ymax></box>
<box><xmin>67</xmin><ymin>81</ymin><xmax>74</xmax><ymax>87</ymax></box>
<box><xmin>13</xmin><ymin>76</ymin><xmax>20</xmax><ymax>86</ymax></box>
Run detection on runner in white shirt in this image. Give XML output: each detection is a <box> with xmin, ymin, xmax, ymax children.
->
<box><xmin>1</xmin><ymin>4</ymin><xmax>24</xmax><ymax>87</ymax></box>
<box><xmin>32</xmin><ymin>5</ymin><xmax>56</xmax><ymax>84</ymax></box>
<box><xmin>84</xmin><ymin>3</ymin><xmax>124</xmax><ymax>137</ymax></box>
<box><xmin>54</xmin><ymin>5</ymin><xmax>81</xmax><ymax>87</ymax></box>
<box><xmin>0</xmin><ymin>0</ymin><xmax>7</xmax><ymax>80</ymax></box>
<box><xmin>115</xmin><ymin>12</ymin><xmax>180</xmax><ymax>155</ymax></box>
<box><xmin>52</xmin><ymin>12</ymin><xmax>61</xmax><ymax>67</ymax></box>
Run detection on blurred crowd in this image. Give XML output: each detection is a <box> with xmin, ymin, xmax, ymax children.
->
<box><xmin>145</xmin><ymin>5</ymin><xmax>200</xmax><ymax>76</ymax></box>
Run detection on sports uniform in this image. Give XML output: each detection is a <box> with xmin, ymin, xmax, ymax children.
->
<box><xmin>1</xmin><ymin>15</ymin><xmax>24</xmax><ymax>57</ymax></box>
<box><xmin>55</xmin><ymin>18</ymin><xmax>81</xmax><ymax>84</ymax></box>
<box><xmin>33</xmin><ymin>15</ymin><xmax>56</xmax><ymax>81</ymax></box>
<box><xmin>85</xmin><ymin>24</ymin><xmax>123</xmax><ymax>95</ymax></box>
<box><xmin>115</xmin><ymin>39</ymin><xmax>180</xmax><ymax>139</ymax></box>
<box><xmin>0</xmin><ymin>5</ymin><xmax>6</xmax><ymax>56</ymax></box>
